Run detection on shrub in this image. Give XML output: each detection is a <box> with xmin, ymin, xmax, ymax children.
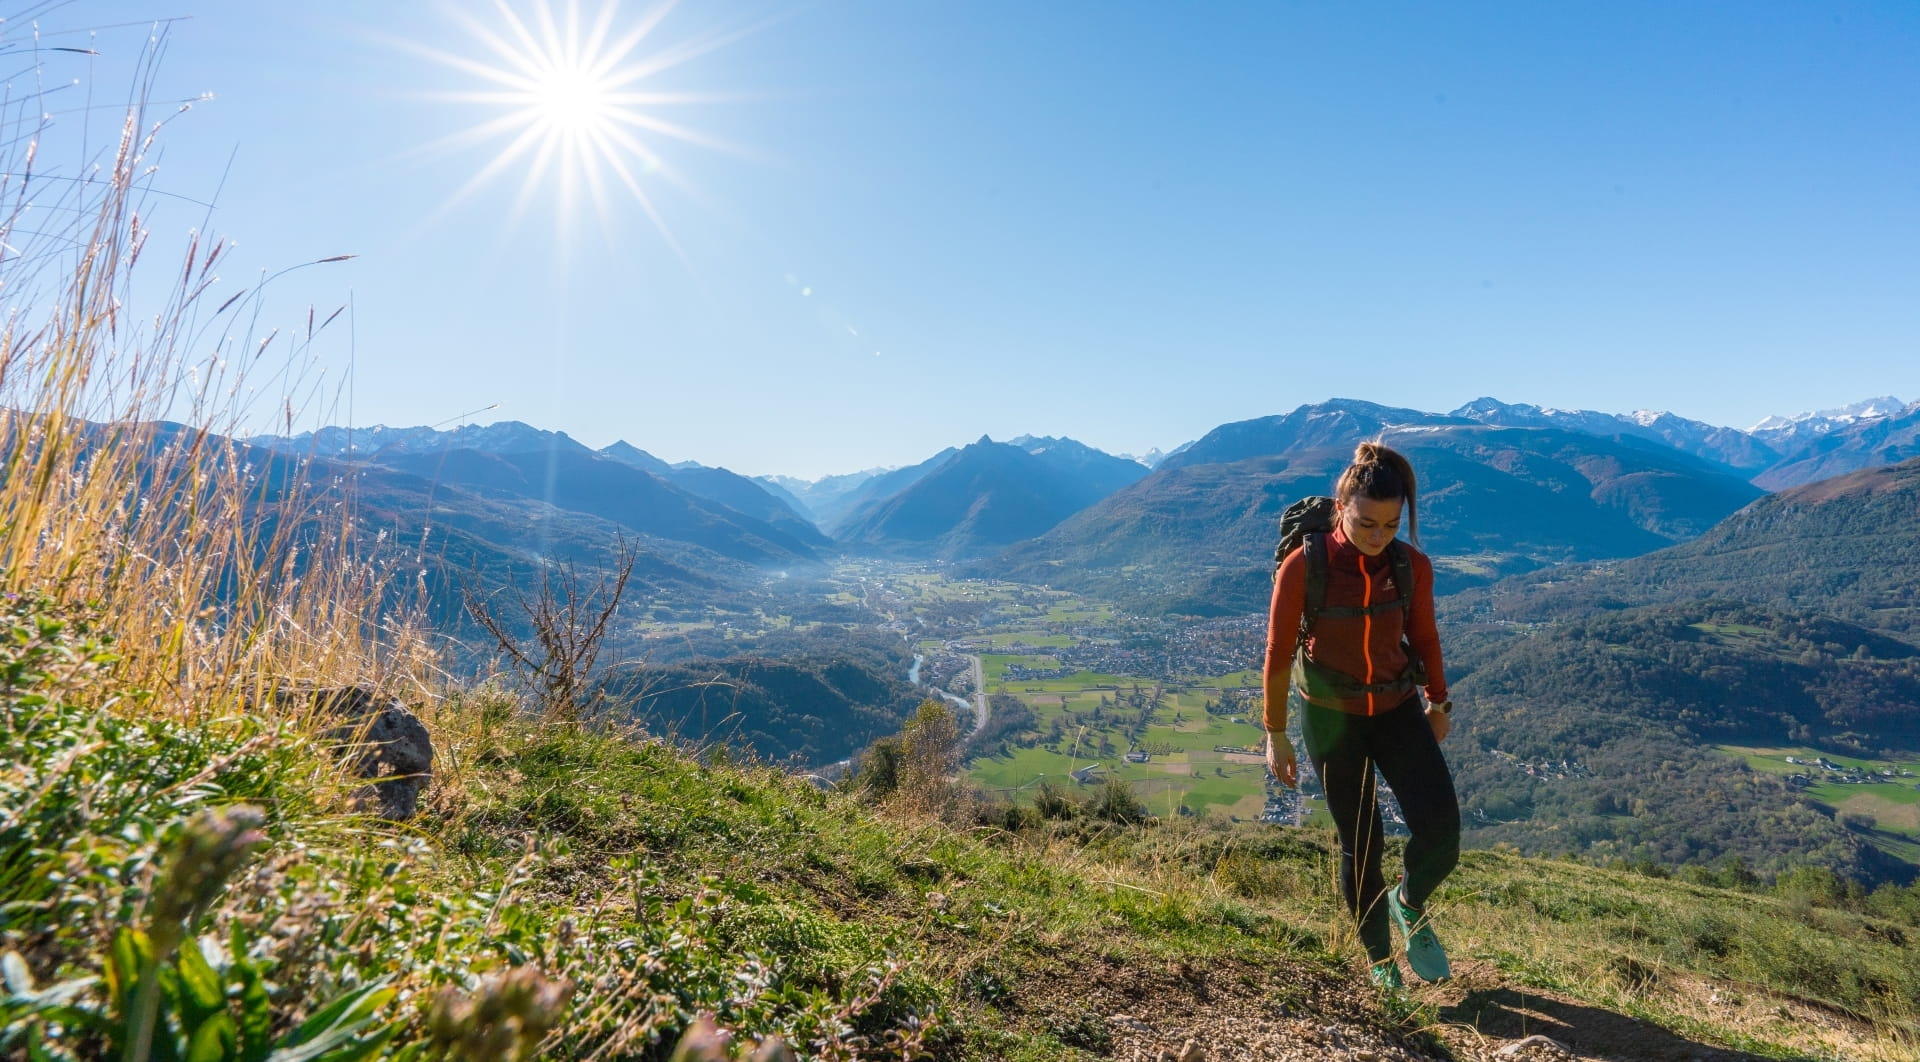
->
<box><xmin>1032</xmin><ymin>781</ymin><xmax>1076</xmax><ymax>821</ymax></box>
<box><xmin>1090</xmin><ymin>778</ymin><xmax>1149</xmax><ymax>826</ymax></box>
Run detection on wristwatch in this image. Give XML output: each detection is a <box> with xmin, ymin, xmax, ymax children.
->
<box><xmin>1431</xmin><ymin>700</ymin><xmax>1453</xmax><ymax>715</ymax></box>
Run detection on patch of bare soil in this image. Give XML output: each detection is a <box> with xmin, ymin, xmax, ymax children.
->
<box><xmin>1004</xmin><ymin>952</ymin><xmax>1441</xmax><ymax>1061</ymax></box>
<box><xmin>1418</xmin><ymin>959</ymin><xmax>1882</xmax><ymax>1062</ymax></box>
<box><xmin>998</xmin><ymin>951</ymin><xmax>1871</xmax><ymax>1061</ymax></box>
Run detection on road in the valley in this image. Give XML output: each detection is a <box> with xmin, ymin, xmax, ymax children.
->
<box><xmin>967</xmin><ymin>654</ymin><xmax>988</xmax><ymax>737</ymax></box>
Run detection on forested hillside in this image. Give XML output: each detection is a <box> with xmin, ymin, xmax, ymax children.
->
<box><xmin>595</xmin><ymin>647</ymin><xmax>922</xmax><ymax>765</ymax></box>
<box><xmin>1452</xmin><ymin>456</ymin><xmax>1920</xmax><ymax>640</ymax></box>
<box><xmin>1432</xmin><ymin>459</ymin><xmax>1920</xmax><ymax>882</ymax></box>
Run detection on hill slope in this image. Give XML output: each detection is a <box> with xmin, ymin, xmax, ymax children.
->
<box><xmin>1431</xmin><ymin>458</ymin><xmax>1920</xmax><ymax>880</ymax></box>
<box><xmin>1157</xmin><ymin>399</ymin><xmax>1465</xmax><ymax>472</ymax></box>
<box><xmin>1453</xmin><ymin>456</ymin><xmax>1920</xmax><ymax>640</ymax></box>
<box><xmin>370</xmin><ymin>439</ymin><xmax>823</xmax><ymax>568</ymax></box>
<box><xmin>835</xmin><ymin>438</ymin><xmax>1144</xmax><ymax>560</ymax></box>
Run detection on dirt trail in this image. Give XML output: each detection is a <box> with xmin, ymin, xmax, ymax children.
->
<box><xmin>1012</xmin><ymin>953</ymin><xmax>1860</xmax><ymax>1062</ymax></box>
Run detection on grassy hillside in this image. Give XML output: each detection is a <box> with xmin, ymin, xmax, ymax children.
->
<box><xmin>7</xmin><ymin>605</ymin><xmax>1920</xmax><ymax>1059</ymax></box>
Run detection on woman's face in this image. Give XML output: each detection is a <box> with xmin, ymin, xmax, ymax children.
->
<box><xmin>1337</xmin><ymin>495</ymin><xmax>1403</xmax><ymax>557</ymax></box>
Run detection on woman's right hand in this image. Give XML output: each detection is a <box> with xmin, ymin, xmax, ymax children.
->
<box><xmin>1266</xmin><ymin>733</ymin><xmax>1298</xmax><ymax>788</ymax></box>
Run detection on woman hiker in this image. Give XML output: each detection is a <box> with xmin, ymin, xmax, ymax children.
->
<box><xmin>1263</xmin><ymin>441</ymin><xmax>1459</xmax><ymax>990</ymax></box>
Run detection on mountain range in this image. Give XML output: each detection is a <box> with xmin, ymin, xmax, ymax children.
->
<box><xmin>244</xmin><ymin>393</ymin><xmax>1917</xmax><ymax>620</ymax></box>
<box><xmin>254</xmin><ymin>422</ymin><xmax>825</xmax><ymax>569</ymax></box>
<box><xmin>984</xmin><ymin>417</ymin><xmax>1767</xmax><ymax>613</ymax></box>
<box><xmin>239</xmin><ymin>400</ymin><xmax>1920</xmax><ymax>881</ymax></box>
<box><xmin>832</xmin><ymin>436</ymin><xmax>1149</xmax><ymax>560</ymax></box>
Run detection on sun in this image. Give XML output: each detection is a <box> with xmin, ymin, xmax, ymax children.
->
<box><xmin>530</xmin><ymin>64</ymin><xmax>617</xmax><ymax>135</ymax></box>
<box><xmin>410</xmin><ymin>0</ymin><xmax>751</xmax><ymax>252</ymax></box>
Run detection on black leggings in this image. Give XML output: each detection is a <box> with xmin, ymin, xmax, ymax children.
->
<box><xmin>1300</xmin><ymin>692</ymin><xmax>1460</xmax><ymax>963</ymax></box>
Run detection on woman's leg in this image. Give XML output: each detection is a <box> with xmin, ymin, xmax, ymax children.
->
<box><xmin>1370</xmin><ymin>695</ymin><xmax>1460</xmax><ymax>910</ymax></box>
<box><xmin>1301</xmin><ymin>698</ymin><xmax>1392</xmax><ymax>962</ymax></box>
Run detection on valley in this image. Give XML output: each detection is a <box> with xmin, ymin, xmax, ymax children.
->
<box><xmin>243</xmin><ymin>400</ymin><xmax>1920</xmax><ymax>887</ymax></box>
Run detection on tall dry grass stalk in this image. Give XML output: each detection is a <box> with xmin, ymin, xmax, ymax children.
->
<box><xmin>0</xmin><ymin>22</ymin><xmax>424</xmax><ymax>723</ymax></box>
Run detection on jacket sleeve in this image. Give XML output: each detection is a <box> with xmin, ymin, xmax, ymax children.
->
<box><xmin>1406</xmin><ymin>549</ymin><xmax>1450</xmax><ymax>705</ymax></box>
<box><xmin>1262</xmin><ymin>551</ymin><xmax>1308</xmax><ymax>732</ymax></box>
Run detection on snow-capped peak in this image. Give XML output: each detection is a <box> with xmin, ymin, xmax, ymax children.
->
<box><xmin>1749</xmin><ymin>396</ymin><xmax>1906</xmax><ymax>435</ymax></box>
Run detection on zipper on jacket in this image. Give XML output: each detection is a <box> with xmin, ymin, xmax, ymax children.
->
<box><xmin>1359</xmin><ymin>551</ymin><xmax>1375</xmax><ymax>715</ymax></box>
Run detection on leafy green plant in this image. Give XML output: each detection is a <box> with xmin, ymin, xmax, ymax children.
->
<box><xmin>3</xmin><ymin>805</ymin><xmax>399</xmax><ymax>1062</ymax></box>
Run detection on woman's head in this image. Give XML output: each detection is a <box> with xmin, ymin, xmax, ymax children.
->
<box><xmin>1333</xmin><ymin>441</ymin><xmax>1419</xmax><ymax>555</ymax></box>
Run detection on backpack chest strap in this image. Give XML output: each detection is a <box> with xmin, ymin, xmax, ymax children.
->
<box><xmin>1313</xmin><ymin>597</ymin><xmax>1411</xmax><ymax>620</ymax></box>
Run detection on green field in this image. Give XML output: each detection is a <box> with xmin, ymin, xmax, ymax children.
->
<box><xmin>886</xmin><ymin>570</ymin><xmax>1282</xmax><ymax>823</ymax></box>
<box><xmin>979</xmin><ymin>653</ymin><xmax>1137</xmax><ymax>691</ymax></box>
<box><xmin>968</xmin><ymin>682</ymin><xmax>1272</xmax><ymax>820</ymax></box>
<box><xmin>1718</xmin><ymin>745</ymin><xmax>1920</xmax><ymax>859</ymax></box>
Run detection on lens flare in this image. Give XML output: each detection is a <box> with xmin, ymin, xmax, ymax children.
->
<box><xmin>408</xmin><ymin>0</ymin><xmax>760</xmax><ymax>253</ymax></box>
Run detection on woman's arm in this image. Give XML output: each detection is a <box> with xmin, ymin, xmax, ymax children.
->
<box><xmin>1405</xmin><ymin>549</ymin><xmax>1449</xmax><ymax>705</ymax></box>
<box><xmin>1262</xmin><ymin>552</ymin><xmax>1308</xmax><ymax>732</ymax></box>
<box><xmin>1263</xmin><ymin>553</ymin><xmax>1307</xmax><ymax>784</ymax></box>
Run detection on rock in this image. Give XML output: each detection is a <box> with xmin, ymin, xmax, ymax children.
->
<box><xmin>1495</xmin><ymin>1034</ymin><xmax>1572</xmax><ymax>1058</ymax></box>
<box><xmin>309</xmin><ymin>686</ymin><xmax>434</xmax><ymax>820</ymax></box>
<box><xmin>1110</xmin><ymin>1014</ymin><xmax>1151</xmax><ymax>1033</ymax></box>
<box><xmin>1177</xmin><ymin>1039</ymin><xmax>1206</xmax><ymax>1062</ymax></box>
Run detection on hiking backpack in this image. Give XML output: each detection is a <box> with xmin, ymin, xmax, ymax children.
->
<box><xmin>1272</xmin><ymin>496</ymin><xmax>1425</xmax><ymax>700</ymax></box>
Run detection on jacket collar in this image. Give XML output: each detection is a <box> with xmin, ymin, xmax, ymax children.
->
<box><xmin>1328</xmin><ymin>524</ymin><xmax>1388</xmax><ymax>569</ymax></box>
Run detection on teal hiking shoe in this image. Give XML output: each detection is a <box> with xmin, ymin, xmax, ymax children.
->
<box><xmin>1389</xmin><ymin>884</ymin><xmax>1451</xmax><ymax>982</ymax></box>
<box><xmin>1369</xmin><ymin>958</ymin><xmax>1403</xmax><ymax>990</ymax></box>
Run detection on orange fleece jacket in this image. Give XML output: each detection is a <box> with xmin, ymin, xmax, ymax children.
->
<box><xmin>1262</xmin><ymin>525</ymin><xmax>1449</xmax><ymax>728</ymax></box>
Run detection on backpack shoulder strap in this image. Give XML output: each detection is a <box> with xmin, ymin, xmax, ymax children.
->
<box><xmin>1386</xmin><ymin>540</ymin><xmax>1415</xmax><ymax>612</ymax></box>
<box><xmin>1299</xmin><ymin>532</ymin><xmax>1329</xmax><ymax>638</ymax></box>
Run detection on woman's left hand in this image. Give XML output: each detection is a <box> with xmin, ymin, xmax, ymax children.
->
<box><xmin>1426</xmin><ymin>706</ymin><xmax>1451</xmax><ymax>743</ymax></box>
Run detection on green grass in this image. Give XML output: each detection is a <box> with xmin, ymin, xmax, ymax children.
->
<box><xmin>12</xmin><ymin>584</ymin><xmax>1920</xmax><ymax>1060</ymax></box>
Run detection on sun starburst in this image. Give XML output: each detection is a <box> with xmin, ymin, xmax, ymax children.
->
<box><xmin>408</xmin><ymin>0</ymin><xmax>757</xmax><ymax>254</ymax></box>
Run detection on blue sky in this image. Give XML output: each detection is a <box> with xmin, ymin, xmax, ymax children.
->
<box><xmin>17</xmin><ymin>1</ymin><xmax>1920</xmax><ymax>478</ymax></box>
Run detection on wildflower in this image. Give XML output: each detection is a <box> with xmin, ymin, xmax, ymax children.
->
<box><xmin>427</xmin><ymin>965</ymin><xmax>572</xmax><ymax>1062</ymax></box>
<box><xmin>146</xmin><ymin>804</ymin><xmax>268</xmax><ymax>957</ymax></box>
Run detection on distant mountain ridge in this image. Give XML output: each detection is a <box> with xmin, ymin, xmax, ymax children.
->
<box><xmin>984</xmin><ymin>413</ymin><xmax>1766</xmax><ymax>614</ymax></box>
<box><xmin>1750</xmin><ymin>403</ymin><xmax>1920</xmax><ymax>491</ymax></box>
<box><xmin>834</xmin><ymin>435</ymin><xmax>1149</xmax><ymax>560</ymax></box>
<box><xmin>1448</xmin><ymin>455</ymin><xmax>1920</xmax><ymax>642</ymax></box>
<box><xmin>1749</xmin><ymin>396</ymin><xmax>1912</xmax><ymax>442</ymax></box>
<box><xmin>253</xmin><ymin>420</ymin><xmax>828</xmax><ymax>568</ymax></box>
<box><xmin>1450</xmin><ymin>397</ymin><xmax>1782</xmax><ymax>472</ymax></box>
<box><xmin>1157</xmin><ymin>400</ymin><xmax>1470</xmax><ymax>472</ymax></box>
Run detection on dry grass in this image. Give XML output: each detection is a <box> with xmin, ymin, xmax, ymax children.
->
<box><xmin>0</xmin><ymin>22</ymin><xmax>432</xmax><ymax>731</ymax></box>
